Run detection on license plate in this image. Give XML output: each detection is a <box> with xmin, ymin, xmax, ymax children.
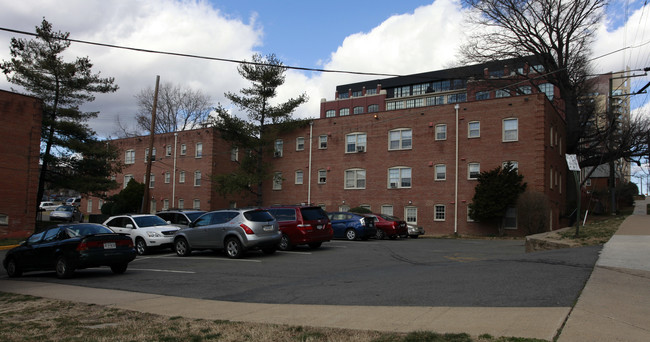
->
<box><xmin>263</xmin><ymin>225</ymin><xmax>273</xmax><ymax>231</ymax></box>
<box><xmin>104</xmin><ymin>242</ymin><xmax>116</xmax><ymax>249</ymax></box>
<box><xmin>316</xmin><ymin>225</ymin><xmax>323</xmax><ymax>230</ymax></box>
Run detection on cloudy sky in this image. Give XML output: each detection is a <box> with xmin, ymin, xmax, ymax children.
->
<box><xmin>1</xmin><ymin>0</ymin><xmax>649</xmax><ymax>186</ymax></box>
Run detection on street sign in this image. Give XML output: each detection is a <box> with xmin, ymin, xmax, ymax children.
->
<box><xmin>566</xmin><ymin>154</ymin><xmax>580</xmax><ymax>172</ymax></box>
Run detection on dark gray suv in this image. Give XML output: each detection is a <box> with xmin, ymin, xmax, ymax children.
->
<box><xmin>172</xmin><ymin>208</ymin><xmax>281</xmax><ymax>258</ymax></box>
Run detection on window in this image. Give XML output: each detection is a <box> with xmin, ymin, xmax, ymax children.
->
<box><xmin>502</xmin><ymin>161</ymin><xmax>519</xmax><ymax>172</ymax></box>
<box><xmin>468</xmin><ymin>121</ymin><xmax>480</xmax><ymax>138</ymax></box>
<box><xmin>164</xmin><ymin>172</ymin><xmax>171</xmax><ymax>184</ymax></box>
<box><xmin>195</xmin><ymin>143</ymin><xmax>202</xmax><ymax>158</ymax></box>
<box><xmin>193</xmin><ymin>199</ymin><xmax>200</xmax><ymax>210</ymax></box>
<box><xmin>405</xmin><ymin>207</ymin><xmax>417</xmax><ymax>225</ymax></box>
<box><xmin>319</xmin><ymin>135</ymin><xmax>327</xmax><ymax>149</ymax></box>
<box><xmin>295</xmin><ymin>170</ymin><xmax>303</xmax><ymax>184</ymax></box>
<box><xmin>296</xmin><ymin>137</ymin><xmax>305</xmax><ymax>151</ymax></box>
<box><xmin>476</xmin><ymin>91</ymin><xmax>490</xmax><ymax>100</ymax></box>
<box><xmin>274</xmin><ymin>139</ymin><xmax>283</xmax><ymax>157</ymax></box>
<box><xmin>504</xmin><ymin>207</ymin><xmax>517</xmax><ymax>229</ymax></box>
<box><xmin>381</xmin><ymin>205</ymin><xmax>393</xmax><ymax>216</ymax></box>
<box><xmin>518</xmin><ymin>86</ymin><xmax>532</xmax><ymax>94</ymax></box>
<box><xmin>144</xmin><ymin>173</ymin><xmax>154</xmax><ymax>188</ymax></box>
<box><xmin>123</xmin><ymin>174</ymin><xmax>133</xmax><ymax>189</ymax></box>
<box><xmin>447</xmin><ymin>93</ymin><xmax>467</xmax><ymax>103</ymax></box>
<box><xmin>125</xmin><ymin>150</ymin><xmax>135</xmax><ymax>164</ymax></box>
<box><xmin>231</xmin><ymin>147</ymin><xmax>238</xmax><ymax>161</ymax></box>
<box><xmin>366</xmin><ymin>88</ymin><xmax>377</xmax><ymax>95</ymax></box>
<box><xmin>344</xmin><ymin>169</ymin><xmax>366</xmax><ymax>189</ymax></box>
<box><xmin>166</xmin><ymin>145</ymin><xmax>172</xmax><ymax>156</ymax></box>
<box><xmin>178</xmin><ymin>199</ymin><xmax>184</xmax><ymax>209</ymax></box>
<box><xmin>394</xmin><ymin>86</ymin><xmax>410</xmax><ymax>98</ymax></box>
<box><xmin>435</xmin><ymin>124</ymin><xmax>447</xmax><ymax>140</ymax></box>
<box><xmin>352</xmin><ymin>90</ymin><xmax>362</xmax><ymax>97</ymax></box>
<box><xmin>325</xmin><ymin>110</ymin><xmax>335</xmax><ymax>118</ymax></box>
<box><xmin>495</xmin><ymin>89</ymin><xmax>510</xmax><ymax>98</ymax></box>
<box><xmin>98</xmin><ymin>199</ymin><xmax>103</xmax><ymax>210</ymax></box>
<box><xmin>406</xmin><ymin>98</ymin><xmax>424</xmax><ymax>108</ymax></box>
<box><xmin>318</xmin><ymin>169</ymin><xmax>327</xmax><ymax>184</ymax></box>
<box><xmin>194</xmin><ymin>171</ymin><xmax>201</xmax><ymax>186</ymax></box>
<box><xmin>539</xmin><ymin>83</ymin><xmax>554</xmax><ymax>100</ymax></box>
<box><xmin>368</xmin><ymin>104</ymin><xmax>379</xmax><ymax>113</ymax></box>
<box><xmin>426</xmin><ymin>96</ymin><xmax>444</xmax><ymax>106</ymax></box>
<box><xmin>339</xmin><ymin>92</ymin><xmax>349</xmax><ymax>99</ymax></box>
<box><xmin>273</xmin><ymin>172</ymin><xmax>283</xmax><ymax>190</ymax></box>
<box><xmin>550</xmin><ymin>126</ymin><xmax>554</xmax><ymax>147</ymax></box>
<box><xmin>179</xmin><ymin>171</ymin><xmax>185</xmax><ymax>183</ymax></box>
<box><xmin>468</xmin><ymin>163</ymin><xmax>480</xmax><ymax>179</ymax></box>
<box><xmin>353</xmin><ymin>106</ymin><xmax>364</xmax><ymax>114</ymax></box>
<box><xmin>144</xmin><ymin>148</ymin><xmax>149</xmax><ymax>163</ymax></box>
<box><xmin>339</xmin><ymin>108</ymin><xmax>350</xmax><ymax>116</ymax></box>
<box><xmin>388</xmin><ymin>167</ymin><xmax>412</xmax><ymax>188</ymax></box>
<box><xmin>388</xmin><ymin>128</ymin><xmax>412</xmax><ymax>150</ymax></box>
<box><xmin>87</xmin><ymin>199</ymin><xmax>93</xmax><ymax>213</ymax></box>
<box><xmin>346</xmin><ymin>133</ymin><xmax>367</xmax><ymax>153</ymax></box>
<box><xmin>435</xmin><ymin>164</ymin><xmax>446</xmax><ymax>180</ymax></box>
<box><xmin>434</xmin><ymin>205</ymin><xmax>446</xmax><ymax>221</ymax></box>
<box><xmin>503</xmin><ymin>118</ymin><xmax>518</xmax><ymax>142</ymax></box>
<box><xmin>412</xmin><ymin>83</ymin><xmax>427</xmax><ymax>95</ymax></box>
<box><xmin>163</xmin><ymin>199</ymin><xmax>169</xmax><ymax>211</ymax></box>
<box><xmin>180</xmin><ymin>144</ymin><xmax>187</xmax><ymax>155</ymax></box>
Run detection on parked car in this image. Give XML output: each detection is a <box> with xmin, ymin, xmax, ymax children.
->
<box><xmin>365</xmin><ymin>213</ymin><xmax>408</xmax><ymax>239</ymax></box>
<box><xmin>266</xmin><ymin>206</ymin><xmax>333</xmax><ymax>250</ymax></box>
<box><xmin>49</xmin><ymin>205</ymin><xmax>84</xmax><ymax>222</ymax></box>
<box><xmin>39</xmin><ymin>201</ymin><xmax>60</xmax><ymax>211</ymax></box>
<box><xmin>103</xmin><ymin>214</ymin><xmax>180</xmax><ymax>255</ymax></box>
<box><xmin>327</xmin><ymin>212</ymin><xmax>377</xmax><ymax>241</ymax></box>
<box><xmin>65</xmin><ymin>197</ymin><xmax>81</xmax><ymax>206</ymax></box>
<box><xmin>173</xmin><ymin>208</ymin><xmax>281</xmax><ymax>259</ymax></box>
<box><xmin>407</xmin><ymin>224</ymin><xmax>425</xmax><ymax>238</ymax></box>
<box><xmin>156</xmin><ymin>210</ymin><xmax>207</xmax><ymax>228</ymax></box>
<box><xmin>3</xmin><ymin>223</ymin><xmax>136</xmax><ymax>279</ymax></box>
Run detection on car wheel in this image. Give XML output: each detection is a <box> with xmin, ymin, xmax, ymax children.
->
<box><xmin>375</xmin><ymin>229</ymin><xmax>386</xmax><ymax>240</ymax></box>
<box><xmin>5</xmin><ymin>258</ymin><xmax>22</xmax><ymax>277</ymax></box>
<box><xmin>135</xmin><ymin>238</ymin><xmax>148</xmax><ymax>255</ymax></box>
<box><xmin>110</xmin><ymin>263</ymin><xmax>128</xmax><ymax>274</ymax></box>
<box><xmin>410</xmin><ymin>235</ymin><xmax>419</xmax><ymax>239</ymax></box>
<box><xmin>174</xmin><ymin>238</ymin><xmax>191</xmax><ymax>257</ymax></box>
<box><xmin>55</xmin><ymin>256</ymin><xmax>75</xmax><ymax>279</ymax></box>
<box><xmin>261</xmin><ymin>247</ymin><xmax>276</xmax><ymax>255</ymax></box>
<box><xmin>308</xmin><ymin>242</ymin><xmax>322</xmax><ymax>249</ymax></box>
<box><xmin>225</xmin><ymin>237</ymin><xmax>244</xmax><ymax>259</ymax></box>
<box><xmin>345</xmin><ymin>229</ymin><xmax>357</xmax><ymax>241</ymax></box>
<box><xmin>278</xmin><ymin>234</ymin><xmax>293</xmax><ymax>251</ymax></box>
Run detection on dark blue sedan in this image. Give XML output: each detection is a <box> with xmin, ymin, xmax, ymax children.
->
<box><xmin>327</xmin><ymin>212</ymin><xmax>377</xmax><ymax>241</ymax></box>
<box><xmin>3</xmin><ymin>223</ymin><xmax>136</xmax><ymax>279</ymax></box>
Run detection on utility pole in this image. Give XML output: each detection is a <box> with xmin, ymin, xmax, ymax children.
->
<box><xmin>142</xmin><ymin>75</ymin><xmax>160</xmax><ymax>213</ymax></box>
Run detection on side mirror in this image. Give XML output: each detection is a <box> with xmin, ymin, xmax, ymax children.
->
<box><xmin>166</xmin><ymin>221</ymin><xmax>172</xmax><ymax>224</ymax></box>
<box><xmin>125</xmin><ymin>224</ymin><xmax>134</xmax><ymax>229</ymax></box>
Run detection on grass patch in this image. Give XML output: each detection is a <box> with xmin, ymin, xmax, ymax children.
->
<box><xmin>0</xmin><ymin>292</ymin><xmax>550</xmax><ymax>342</ymax></box>
<box><xmin>558</xmin><ymin>214</ymin><xmax>627</xmax><ymax>245</ymax></box>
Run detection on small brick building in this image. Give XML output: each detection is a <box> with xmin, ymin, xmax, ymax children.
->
<box><xmin>0</xmin><ymin>90</ymin><xmax>42</xmax><ymax>238</ymax></box>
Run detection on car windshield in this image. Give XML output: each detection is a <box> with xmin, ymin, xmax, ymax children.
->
<box><xmin>134</xmin><ymin>215</ymin><xmax>169</xmax><ymax>227</ymax></box>
<box><xmin>300</xmin><ymin>207</ymin><xmax>328</xmax><ymax>220</ymax></box>
<box><xmin>65</xmin><ymin>224</ymin><xmax>113</xmax><ymax>237</ymax></box>
<box><xmin>55</xmin><ymin>206</ymin><xmax>74</xmax><ymax>212</ymax></box>
<box><xmin>243</xmin><ymin>210</ymin><xmax>275</xmax><ymax>222</ymax></box>
<box><xmin>186</xmin><ymin>212</ymin><xmax>205</xmax><ymax>221</ymax></box>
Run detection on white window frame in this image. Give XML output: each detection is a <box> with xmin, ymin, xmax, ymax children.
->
<box><xmin>468</xmin><ymin>163</ymin><xmax>480</xmax><ymax>180</ymax></box>
<box><xmin>381</xmin><ymin>205</ymin><xmax>393</xmax><ymax>216</ymax></box>
<box><xmin>179</xmin><ymin>171</ymin><xmax>186</xmax><ymax>183</ymax></box>
<box><xmin>231</xmin><ymin>147</ymin><xmax>239</xmax><ymax>161</ymax></box>
<box><xmin>344</xmin><ymin>168</ymin><xmax>366</xmax><ymax>189</ymax></box>
<box><xmin>388</xmin><ymin>128</ymin><xmax>412</xmax><ymax>150</ymax></box>
<box><xmin>166</xmin><ymin>145</ymin><xmax>172</xmax><ymax>157</ymax></box>
<box><xmin>163</xmin><ymin>199</ymin><xmax>169</xmax><ymax>211</ymax></box>
<box><xmin>325</xmin><ymin>110</ymin><xmax>335</xmax><ymax>118</ymax></box>
<box><xmin>346</xmin><ymin>133</ymin><xmax>367</xmax><ymax>153</ymax></box>
<box><xmin>434</xmin><ymin>204</ymin><xmax>446</xmax><ymax>221</ymax></box>
<box><xmin>273</xmin><ymin>172</ymin><xmax>283</xmax><ymax>190</ymax></box>
<box><xmin>339</xmin><ymin>108</ymin><xmax>350</xmax><ymax>116</ymax></box>
<box><xmin>193</xmin><ymin>199</ymin><xmax>200</xmax><ymax>210</ymax></box>
<box><xmin>503</xmin><ymin>118</ymin><xmax>518</xmax><ymax>142</ymax></box>
<box><xmin>318</xmin><ymin>169</ymin><xmax>327</xmax><ymax>184</ymax></box>
<box><xmin>125</xmin><ymin>150</ymin><xmax>135</xmax><ymax>164</ymax></box>
<box><xmin>195</xmin><ymin>142</ymin><xmax>203</xmax><ymax>158</ymax></box>
<box><xmin>124</xmin><ymin>174</ymin><xmax>133</xmax><ymax>188</ymax></box>
<box><xmin>319</xmin><ymin>135</ymin><xmax>328</xmax><ymax>149</ymax></box>
<box><xmin>296</xmin><ymin>137</ymin><xmax>305</xmax><ymax>151</ymax></box>
<box><xmin>468</xmin><ymin>121</ymin><xmax>480</xmax><ymax>138</ymax></box>
<box><xmin>388</xmin><ymin>167</ymin><xmax>412</xmax><ymax>189</ymax></box>
<box><xmin>194</xmin><ymin>170</ymin><xmax>201</xmax><ymax>187</ymax></box>
<box><xmin>164</xmin><ymin>171</ymin><xmax>171</xmax><ymax>184</ymax></box>
<box><xmin>435</xmin><ymin>164</ymin><xmax>446</xmax><ymax>181</ymax></box>
<box><xmin>435</xmin><ymin>124</ymin><xmax>447</xmax><ymax>140</ymax></box>
<box><xmin>295</xmin><ymin>170</ymin><xmax>304</xmax><ymax>184</ymax></box>
<box><xmin>274</xmin><ymin>139</ymin><xmax>283</xmax><ymax>157</ymax></box>
<box><xmin>405</xmin><ymin>207</ymin><xmax>417</xmax><ymax>225</ymax></box>
<box><xmin>178</xmin><ymin>199</ymin><xmax>184</xmax><ymax>209</ymax></box>
<box><xmin>180</xmin><ymin>144</ymin><xmax>187</xmax><ymax>155</ymax></box>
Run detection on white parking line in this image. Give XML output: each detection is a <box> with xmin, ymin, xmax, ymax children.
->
<box><xmin>129</xmin><ymin>268</ymin><xmax>196</xmax><ymax>274</ymax></box>
<box><xmin>277</xmin><ymin>251</ymin><xmax>312</xmax><ymax>255</ymax></box>
<box><xmin>175</xmin><ymin>257</ymin><xmax>262</xmax><ymax>263</ymax></box>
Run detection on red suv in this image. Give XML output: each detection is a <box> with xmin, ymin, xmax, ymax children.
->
<box><xmin>266</xmin><ymin>206</ymin><xmax>333</xmax><ymax>250</ymax></box>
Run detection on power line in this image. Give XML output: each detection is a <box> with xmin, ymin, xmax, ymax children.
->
<box><xmin>0</xmin><ymin>27</ymin><xmax>403</xmax><ymax>79</ymax></box>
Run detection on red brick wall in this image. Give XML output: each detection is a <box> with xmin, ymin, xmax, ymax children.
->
<box><xmin>0</xmin><ymin>90</ymin><xmax>42</xmax><ymax>238</ymax></box>
<box><xmin>266</xmin><ymin>93</ymin><xmax>566</xmax><ymax>236</ymax></box>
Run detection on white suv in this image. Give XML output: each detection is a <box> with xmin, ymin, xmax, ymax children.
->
<box><xmin>103</xmin><ymin>215</ymin><xmax>180</xmax><ymax>255</ymax></box>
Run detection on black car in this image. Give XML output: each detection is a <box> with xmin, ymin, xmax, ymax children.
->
<box><xmin>3</xmin><ymin>223</ymin><xmax>136</xmax><ymax>279</ymax></box>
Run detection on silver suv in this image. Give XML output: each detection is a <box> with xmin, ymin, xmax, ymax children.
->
<box><xmin>103</xmin><ymin>215</ymin><xmax>180</xmax><ymax>255</ymax></box>
<box><xmin>173</xmin><ymin>208</ymin><xmax>281</xmax><ymax>259</ymax></box>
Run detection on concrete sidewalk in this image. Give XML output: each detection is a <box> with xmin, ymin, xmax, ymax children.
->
<box><xmin>1</xmin><ymin>199</ymin><xmax>649</xmax><ymax>341</ymax></box>
<box><xmin>558</xmin><ymin>199</ymin><xmax>650</xmax><ymax>342</ymax></box>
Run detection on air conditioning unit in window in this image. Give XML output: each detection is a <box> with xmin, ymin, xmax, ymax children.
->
<box><xmin>390</xmin><ymin>183</ymin><xmax>398</xmax><ymax>188</ymax></box>
<box><xmin>356</xmin><ymin>146</ymin><xmax>365</xmax><ymax>153</ymax></box>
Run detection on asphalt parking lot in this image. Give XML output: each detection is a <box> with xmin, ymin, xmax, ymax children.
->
<box><xmin>1</xmin><ymin>237</ymin><xmax>601</xmax><ymax>307</ymax></box>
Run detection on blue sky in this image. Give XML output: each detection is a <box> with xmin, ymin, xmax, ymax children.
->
<box><xmin>0</xmin><ymin>0</ymin><xmax>649</xmax><ymax>188</ymax></box>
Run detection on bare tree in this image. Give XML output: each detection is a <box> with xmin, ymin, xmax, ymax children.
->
<box><xmin>135</xmin><ymin>82</ymin><xmax>212</xmax><ymax>133</ymax></box>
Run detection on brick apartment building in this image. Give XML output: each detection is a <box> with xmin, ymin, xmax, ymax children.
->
<box><xmin>0</xmin><ymin>90</ymin><xmax>42</xmax><ymax>238</ymax></box>
<box><xmin>82</xmin><ymin>128</ymin><xmax>255</xmax><ymax>216</ymax></box>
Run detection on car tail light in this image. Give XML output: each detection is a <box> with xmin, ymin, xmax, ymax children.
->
<box><xmin>240</xmin><ymin>224</ymin><xmax>255</xmax><ymax>234</ymax></box>
<box><xmin>297</xmin><ymin>224</ymin><xmax>312</xmax><ymax>231</ymax></box>
<box><xmin>117</xmin><ymin>240</ymin><xmax>134</xmax><ymax>248</ymax></box>
<box><xmin>76</xmin><ymin>240</ymin><xmax>103</xmax><ymax>251</ymax></box>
